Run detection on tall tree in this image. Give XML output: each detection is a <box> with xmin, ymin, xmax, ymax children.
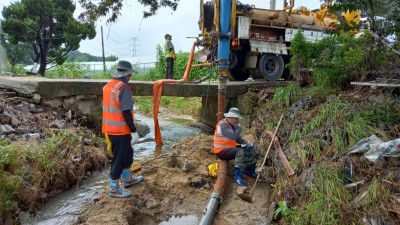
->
<box><xmin>78</xmin><ymin>0</ymin><xmax>179</xmax><ymax>23</ymax></box>
<box><xmin>1</xmin><ymin>0</ymin><xmax>96</xmax><ymax>75</ymax></box>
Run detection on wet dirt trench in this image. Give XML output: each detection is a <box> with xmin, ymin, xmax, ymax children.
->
<box><xmin>21</xmin><ymin>113</ymin><xmax>273</xmax><ymax>225</ymax></box>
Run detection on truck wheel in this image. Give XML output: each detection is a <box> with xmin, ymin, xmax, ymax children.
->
<box><xmin>258</xmin><ymin>54</ymin><xmax>284</xmax><ymax>81</ymax></box>
<box><xmin>228</xmin><ymin>51</ymin><xmax>250</xmax><ymax>81</ymax></box>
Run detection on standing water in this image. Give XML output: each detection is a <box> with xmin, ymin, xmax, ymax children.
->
<box><xmin>21</xmin><ymin>113</ymin><xmax>202</xmax><ymax>225</ymax></box>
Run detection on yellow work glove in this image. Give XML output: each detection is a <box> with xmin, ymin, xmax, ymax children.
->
<box><xmin>105</xmin><ymin>134</ymin><xmax>113</xmax><ymax>157</ymax></box>
<box><xmin>208</xmin><ymin>162</ymin><xmax>219</xmax><ymax>177</ymax></box>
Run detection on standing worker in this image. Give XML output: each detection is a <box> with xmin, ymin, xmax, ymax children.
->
<box><xmin>102</xmin><ymin>60</ymin><xmax>144</xmax><ymax>198</ymax></box>
<box><xmin>213</xmin><ymin>107</ymin><xmax>257</xmax><ymax>186</ymax></box>
<box><xmin>164</xmin><ymin>34</ymin><xmax>176</xmax><ymax>79</ymax></box>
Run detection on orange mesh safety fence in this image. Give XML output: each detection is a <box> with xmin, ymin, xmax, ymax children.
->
<box><xmin>153</xmin><ymin>42</ymin><xmax>197</xmax><ymax>146</ymax></box>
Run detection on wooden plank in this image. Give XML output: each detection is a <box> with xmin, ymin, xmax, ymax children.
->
<box><xmin>351</xmin><ymin>81</ymin><xmax>400</xmax><ymax>87</ymax></box>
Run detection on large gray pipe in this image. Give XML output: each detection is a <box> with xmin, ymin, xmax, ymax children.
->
<box><xmin>199</xmin><ymin>192</ymin><xmax>222</xmax><ymax>225</ymax></box>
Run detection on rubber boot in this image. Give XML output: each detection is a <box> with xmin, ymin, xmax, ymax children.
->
<box><xmin>108</xmin><ymin>179</ymin><xmax>132</xmax><ymax>198</ymax></box>
<box><xmin>234</xmin><ymin>167</ymin><xmax>246</xmax><ymax>186</ymax></box>
<box><xmin>246</xmin><ymin>163</ymin><xmax>258</xmax><ymax>179</ymax></box>
<box><xmin>121</xmin><ymin>169</ymin><xmax>144</xmax><ymax>188</ymax></box>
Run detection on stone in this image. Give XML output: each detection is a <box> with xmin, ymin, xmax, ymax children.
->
<box><xmin>136</xmin><ymin>121</ymin><xmax>150</xmax><ymax>137</ymax></box>
<box><xmin>15</xmin><ymin>102</ymin><xmax>31</xmax><ymax>114</ymax></box>
<box><xmin>76</xmin><ymin>95</ymin><xmax>98</xmax><ymax>100</ymax></box>
<box><xmin>63</xmin><ymin>97</ymin><xmax>78</xmax><ymax>109</ymax></box>
<box><xmin>10</xmin><ymin>116</ymin><xmax>20</xmax><ymax>126</ymax></box>
<box><xmin>21</xmin><ymin>133</ymin><xmax>40</xmax><ymax>141</ymax></box>
<box><xmin>0</xmin><ymin>114</ymin><xmax>11</xmax><ymax>124</ymax></box>
<box><xmin>50</xmin><ymin>119</ymin><xmax>66</xmax><ymax>129</ymax></box>
<box><xmin>0</xmin><ymin>124</ymin><xmax>15</xmax><ymax>135</ymax></box>
<box><xmin>32</xmin><ymin>93</ymin><xmax>41</xmax><ymax>104</ymax></box>
<box><xmin>3</xmin><ymin>92</ymin><xmax>17</xmax><ymax>98</ymax></box>
<box><xmin>42</xmin><ymin>98</ymin><xmax>63</xmax><ymax>108</ymax></box>
<box><xmin>9</xmin><ymin>96</ymin><xmax>33</xmax><ymax>104</ymax></box>
<box><xmin>29</xmin><ymin>104</ymin><xmax>37</xmax><ymax>113</ymax></box>
<box><xmin>77</xmin><ymin>99</ymin><xmax>101</xmax><ymax>115</ymax></box>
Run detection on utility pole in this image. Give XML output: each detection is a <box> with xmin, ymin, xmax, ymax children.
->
<box><xmin>101</xmin><ymin>26</ymin><xmax>106</xmax><ymax>73</ymax></box>
<box><xmin>130</xmin><ymin>37</ymin><xmax>140</xmax><ymax>57</ymax></box>
<box><xmin>270</xmin><ymin>0</ymin><xmax>276</xmax><ymax>10</ymax></box>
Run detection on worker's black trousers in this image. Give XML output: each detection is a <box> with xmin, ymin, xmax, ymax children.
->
<box><xmin>165</xmin><ymin>57</ymin><xmax>174</xmax><ymax>79</ymax></box>
<box><xmin>108</xmin><ymin>134</ymin><xmax>133</xmax><ymax>180</ymax></box>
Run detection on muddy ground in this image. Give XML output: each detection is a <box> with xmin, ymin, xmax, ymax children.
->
<box><xmin>1</xmin><ymin>86</ymin><xmax>274</xmax><ymax>225</ymax></box>
<box><xmin>79</xmin><ymin>135</ymin><xmax>274</xmax><ymax>225</ymax></box>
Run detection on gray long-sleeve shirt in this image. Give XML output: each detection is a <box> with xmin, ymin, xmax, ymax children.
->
<box><xmin>219</xmin><ymin>119</ymin><xmax>247</xmax><ymax>145</ymax></box>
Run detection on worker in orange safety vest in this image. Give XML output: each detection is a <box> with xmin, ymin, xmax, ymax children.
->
<box><xmin>214</xmin><ymin>107</ymin><xmax>257</xmax><ymax>186</ymax></box>
<box><xmin>102</xmin><ymin>60</ymin><xmax>144</xmax><ymax>198</ymax></box>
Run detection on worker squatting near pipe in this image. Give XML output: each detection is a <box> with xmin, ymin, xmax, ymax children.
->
<box><xmin>214</xmin><ymin>107</ymin><xmax>258</xmax><ymax>186</ymax></box>
<box><xmin>102</xmin><ymin>60</ymin><xmax>144</xmax><ymax>198</ymax></box>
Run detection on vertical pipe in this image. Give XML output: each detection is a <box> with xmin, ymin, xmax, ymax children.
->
<box><xmin>217</xmin><ymin>0</ymin><xmax>231</xmax><ymax>71</ymax></box>
<box><xmin>199</xmin><ymin>1</ymin><xmax>231</xmax><ymax>224</ymax></box>
<box><xmin>217</xmin><ymin>0</ymin><xmax>231</xmax><ymax>120</ymax></box>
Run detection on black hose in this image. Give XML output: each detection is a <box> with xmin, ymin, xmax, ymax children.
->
<box><xmin>192</xmin><ymin>73</ymin><xmax>212</xmax><ymax>84</ymax></box>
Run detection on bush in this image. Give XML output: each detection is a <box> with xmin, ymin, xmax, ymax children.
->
<box><xmin>45</xmin><ymin>62</ymin><xmax>89</xmax><ymax>78</ymax></box>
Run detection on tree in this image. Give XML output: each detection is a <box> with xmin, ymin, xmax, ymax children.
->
<box><xmin>1</xmin><ymin>0</ymin><xmax>96</xmax><ymax>75</ymax></box>
<box><xmin>105</xmin><ymin>55</ymin><xmax>118</xmax><ymax>61</ymax></box>
<box><xmin>1</xmin><ymin>28</ymin><xmax>33</xmax><ymax>70</ymax></box>
<box><xmin>78</xmin><ymin>0</ymin><xmax>180</xmax><ymax>23</ymax></box>
<box><xmin>329</xmin><ymin>0</ymin><xmax>399</xmax><ymax>42</ymax></box>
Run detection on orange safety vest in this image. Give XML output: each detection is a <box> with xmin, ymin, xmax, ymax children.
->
<box><xmin>102</xmin><ymin>79</ymin><xmax>134</xmax><ymax>135</ymax></box>
<box><xmin>213</xmin><ymin>119</ymin><xmax>237</xmax><ymax>154</ymax></box>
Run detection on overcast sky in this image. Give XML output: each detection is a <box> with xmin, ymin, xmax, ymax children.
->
<box><xmin>1</xmin><ymin>0</ymin><xmax>322</xmax><ymax>59</ymax></box>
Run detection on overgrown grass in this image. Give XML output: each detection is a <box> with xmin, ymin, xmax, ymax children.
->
<box><xmin>272</xmin><ymin>83</ymin><xmax>302</xmax><ymax>108</ymax></box>
<box><xmin>0</xmin><ymin>146</ymin><xmax>24</xmax><ymax>214</ymax></box>
<box><xmin>134</xmin><ymin>96</ymin><xmax>202</xmax><ymax>117</ymax></box>
<box><xmin>0</xmin><ymin>130</ymin><xmax>87</xmax><ymax>218</ymax></box>
<box><xmin>291</xmin><ymin>163</ymin><xmax>351</xmax><ymax>224</ymax></box>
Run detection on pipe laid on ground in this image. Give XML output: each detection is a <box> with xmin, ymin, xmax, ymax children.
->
<box><xmin>199</xmin><ymin>160</ymin><xmax>228</xmax><ymax>225</ymax></box>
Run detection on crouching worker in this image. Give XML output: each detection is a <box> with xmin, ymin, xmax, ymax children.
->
<box><xmin>102</xmin><ymin>60</ymin><xmax>144</xmax><ymax>198</ymax></box>
<box><xmin>213</xmin><ymin>107</ymin><xmax>257</xmax><ymax>186</ymax></box>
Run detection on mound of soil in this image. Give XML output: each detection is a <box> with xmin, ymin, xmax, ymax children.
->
<box><xmin>80</xmin><ymin>135</ymin><xmax>274</xmax><ymax>225</ymax></box>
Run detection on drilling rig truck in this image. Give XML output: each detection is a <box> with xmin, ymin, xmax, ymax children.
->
<box><xmin>197</xmin><ymin>0</ymin><xmax>360</xmax><ymax>81</ymax></box>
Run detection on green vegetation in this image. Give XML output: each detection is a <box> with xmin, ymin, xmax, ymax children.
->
<box><xmin>67</xmin><ymin>51</ymin><xmax>118</xmax><ymax>62</ymax></box>
<box><xmin>293</xmin><ymin>163</ymin><xmax>352</xmax><ymax>225</ymax></box>
<box><xmin>0</xmin><ymin>130</ymin><xmax>103</xmax><ymax>220</ymax></box>
<box><xmin>262</xmin><ymin>30</ymin><xmax>400</xmax><ymax>224</ymax></box>
<box><xmin>274</xmin><ymin>201</ymin><xmax>294</xmax><ymax>221</ymax></box>
<box><xmin>134</xmin><ymin>96</ymin><xmax>202</xmax><ymax>118</ymax></box>
<box><xmin>272</xmin><ymin>83</ymin><xmax>302</xmax><ymax>108</ymax></box>
<box><xmin>289</xmin><ymin>31</ymin><xmax>375</xmax><ymax>95</ymax></box>
<box><xmin>134</xmin><ymin>44</ymin><xmax>214</xmax><ymax>81</ymax></box>
<box><xmin>1</xmin><ymin>0</ymin><xmax>96</xmax><ymax>75</ymax></box>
